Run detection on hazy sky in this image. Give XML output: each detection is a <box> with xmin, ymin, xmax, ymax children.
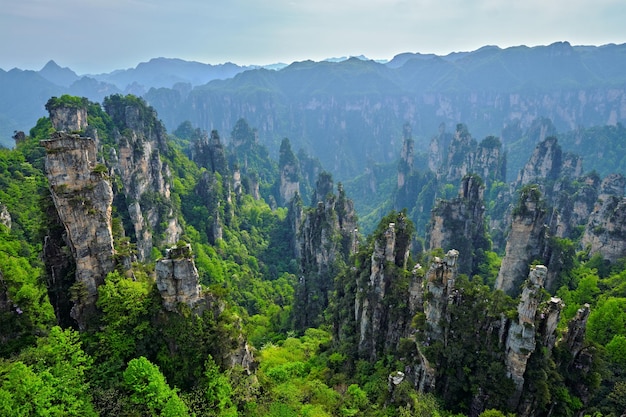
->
<box><xmin>1</xmin><ymin>0</ymin><xmax>625</xmax><ymax>74</ymax></box>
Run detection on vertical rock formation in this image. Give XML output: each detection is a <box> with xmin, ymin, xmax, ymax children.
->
<box><xmin>430</xmin><ymin>124</ymin><xmax>506</xmax><ymax>186</ymax></box>
<box><xmin>278</xmin><ymin>138</ymin><xmax>300</xmax><ymax>205</ymax></box>
<box><xmin>155</xmin><ymin>244</ymin><xmax>202</xmax><ymax>312</ymax></box>
<box><xmin>196</xmin><ymin>171</ymin><xmax>225</xmax><ymax>244</ymax></box>
<box><xmin>598</xmin><ymin>173</ymin><xmax>626</xmax><ymax>201</ymax></box>
<box><xmin>580</xmin><ymin>195</ymin><xmax>626</xmax><ymax>262</ymax></box>
<box><xmin>191</xmin><ymin>129</ymin><xmax>229</xmax><ymax>176</ymax></box>
<box><xmin>354</xmin><ymin>212</ymin><xmax>415</xmax><ymax>360</ymax></box>
<box><xmin>155</xmin><ymin>244</ymin><xmax>255</xmax><ymax>371</ymax></box>
<box><xmin>562</xmin><ymin>304</ymin><xmax>590</xmax><ymax>360</ymax></box>
<box><xmin>398</xmin><ymin>123</ymin><xmax>414</xmax><ymax>189</ymax></box>
<box><xmin>104</xmin><ymin>95</ymin><xmax>182</xmax><ymax>260</ymax></box>
<box><xmin>559</xmin><ymin>304</ymin><xmax>594</xmax><ymax>405</ymax></box>
<box><xmin>427</xmin><ymin>175</ymin><xmax>490</xmax><ymax>276</ymax></box>
<box><xmin>423</xmin><ymin>249</ymin><xmax>459</xmax><ymax>344</ymax></box>
<box><xmin>293</xmin><ymin>172</ymin><xmax>357</xmax><ymax>329</ymax></box>
<box><xmin>46</xmin><ymin>97</ymin><xmax>89</xmax><ymax>132</ymax></box>
<box><xmin>41</xmin><ymin>132</ymin><xmax>115</xmax><ymax>328</ymax></box>
<box><xmin>0</xmin><ymin>203</ymin><xmax>10</xmax><ymax>229</ymax></box>
<box><xmin>504</xmin><ymin>265</ymin><xmax>546</xmax><ymax>410</ymax></box>
<box><xmin>550</xmin><ymin>172</ymin><xmax>600</xmax><ymax>239</ymax></box>
<box><xmin>428</xmin><ymin>123</ymin><xmax>451</xmax><ymax>173</ymax></box>
<box><xmin>495</xmin><ymin>185</ymin><xmax>547</xmax><ymax>296</ymax></box>
<box><xmin>515</xmin><ymin>137</ymin><xmax>562</xmax><ymax>188</ymax></box>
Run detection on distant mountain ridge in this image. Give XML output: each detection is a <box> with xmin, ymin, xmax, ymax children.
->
<box><xmin>2</xmin><ymin>41</ymin><xmax>626</xmax><ymax>169</ymax></box>
<box><xmin>143</xmin><ymin>41</ymin><xmax>626</xmax><ymax>179</ymax></box>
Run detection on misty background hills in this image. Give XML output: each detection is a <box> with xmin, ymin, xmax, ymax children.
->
<box><xmin>2</xmin><ymin>41</ymin><xmax>626</xmax><ymax>181</ymax></box>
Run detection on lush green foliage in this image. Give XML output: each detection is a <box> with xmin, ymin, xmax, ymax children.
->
<box><xmin>5</xmin><ymin>93</ymin><xmax>626</xmax><ymax>417</ymax></box>
<box><xmin>0</xmin><ymin>326</ymin><xmax>97</xmax><ymax>416</ymax></box>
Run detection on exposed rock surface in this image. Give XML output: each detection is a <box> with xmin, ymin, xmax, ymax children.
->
<box><xmin>581</xmin><ymin>194</ymin><xmax>626</xmax><ymax>262</ymax></box>
<box><xmin>278</xmin><ymin>138</ymin><xmax>300</xmax><ymax>205</ymax></box>
<box><xmin>430</xmin><ymin>124</ymin><xmax>506</xmax><ymax>186</ymax></box>
<box><xmin>41</xmin><ymin>132</ymin><xmax>115</xmax><ymax>328</ymax></box>
<box><xmin>427</xmin><ymin>175</ymin><xmax>489</xmax><ymax>276</ymax></box>
<box><xmin>155</xmin><ymin>244</ymin><xmax>202</xmax><ymax>312</ymax></box>
<box><xmin>423</xmin><ymin>250</ymin><xmax>459</xmax><ymax>344</ymax></box>
<box><xmin>196</xmin><ymin>171</ymin><xmax>225</xmax><ymax>244</ymax></box>
<box><xmin>495</xmin><ymin>186</ymin><xmax>547</xmax><ymax>296</ymax></box>
<box><xmin>0</xmin><ymin>203</ymin><xmax>10</xmax><ymax>229</ymax></box>
<box><xmin>504</xmin><ymin>265</ymin><xmax>546</xmax><ymax>409</ymax></box>
<box><xmin>191</xmin><ymin>129</ymin><xmax>229</xmax><ymax>175</ymax></box>
<box><xmin>105</xmin><ymin>96</ymin><xmax>182</xmax><ymax>260</ymax></box>
<box><xmin>356</xmin><ymin>217</ymin><xmax>413</xmax><ymax>359</ymax></box>
<box><xmin>48</xmin><ymin>104</ymin><xmax>88</xmax><ymax>132</ymax></box>
<box><xmin>156</xmin><ymin>244</ymin><xmax>256</xmax><ymax>371</ymax></box>
<box><xmin>599</xmin><ymin>173</ymin><xmax>626</xmax><ymax>201</ymax></box>
<box><xmin>293</xmin><ymin>173</ymin><xmax>357</xmax><ymax>329</ymax></box>
<box><xmin>398</xmin><ymin>124</ymin><xmax>414</xmax><ymax>189</ymax></box>
<box><xmin>516</xmin><ymin>137</ymin><xmax>562</xmax><ymax>187</ymax></box>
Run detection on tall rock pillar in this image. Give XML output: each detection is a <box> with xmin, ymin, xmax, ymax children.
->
<box><xmin>495</xmin><ymin>186</ymin><xmax>547</xmax><ymax>296</ymax></box>
<box><xmin>42</xmin><ymin>132</ymin><xmax>115</xmax><ymax>329</ymax></box>
<box><xmin>504</xmin><ymin>265</ymin><xmax>546</xmax><ymax>409</ymax></box>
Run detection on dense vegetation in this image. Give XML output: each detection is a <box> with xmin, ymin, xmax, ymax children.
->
<box><xmin>1</xmin><ymin>94</ymin><xmax>626</xmax><ymax>417</ymax></box>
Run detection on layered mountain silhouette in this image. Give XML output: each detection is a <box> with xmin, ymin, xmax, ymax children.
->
<box><xmin>3</xmin><ymin>42</ymin><xmax>626</xmax><ymax>180</ymax></box>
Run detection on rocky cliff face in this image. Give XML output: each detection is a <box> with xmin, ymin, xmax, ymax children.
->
<box><xmin>427</xmin><ymin>175</ymin><xmax>490</xmax><ymax>276</ymax></box>
<box><xmin>278</xmin><ymin>138</ymin><xmax>300</xmax><ymax>205</ymax></box>
<box><xmin>105</xmin><ymin>96</ymin><xmax>182</xmax><ymax>260</ymax></box>
<box><xmin>42</xmin><ymin>132</ymin><xmax>115</xmax><ymax>328</ymax></box>
<box><xmin>195</xmin><ymin>171</ymin><xmax>225</xmax><ymax>244</ymax></box>
<box><xmin>0</xmin><ymin>203</ymin><xmax>10</xmax><ymax>229</ymax></box>
<box><xmin>423</xmin><ymin>249</ymin><xmax>459</xmax><ymax>344</ymax></box>
<box><xmin>398</xmin><ymin>124</ymin><xmax>414</xmax><ymax>189</ymax></box>
<box><xmin>155</xmin><ymin>243</ymin><xmax>255</xmax><ymax>371</ymax></box>
<box><xmin>577</xmin><ymin>173</ymin><xmax>626</xmax><ymax>262</ymax></box>
<box><xmin>293</xmin><ymin>173</ymin><xmax>357</xmax><ymax>329</ymax></box>
<box><xmin>155</xmin><ymin>244</ymin><xmax>203</xmax><ymax>312</ymax></box>
<box><xmin>504</xmin><ymin>265</ymin><xmax>547</xmax><ymax>409</ymax></box>
<box><xmin>191</xmin><ymin>129</ymin><xmax>229</xmax><ymax>175</ymax></box>
<box><xmin>516</xmin><ymin>137</ymin><xmax>562</xmax><ymax>187</ymax></box>
<box><xmin>495</xmin><ymin>186</ymin><xmax>547</xmax><ymax>296</ymax></box>
<box><xmin>354</xmin><ymin>213</ymin><xmax>415</xmax><ymax>360</ymax></box>
<box><xmin>48</xmin><ymin>105</ymin><xmax>88</xmax><ymax>132</ymax></box>
<box><xmin>428</xmin><ymin>124</ymin><xmax>506</xmax><ymax>186</ymax></box>
<box><xmin>559</xmin><ymin>304</ymin><xmax>594</xmax><ymax>403</ymax></box>
<box><xmin>581</xmin><ymin>194</ymin><xmax>626</xmax><ymax>262</ymax></box>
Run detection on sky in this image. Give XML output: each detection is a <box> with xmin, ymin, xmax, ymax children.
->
<box><xmin>1</xmin><ymin>0</ymin><xmax>625</xmax><ymax>74</ymax></box>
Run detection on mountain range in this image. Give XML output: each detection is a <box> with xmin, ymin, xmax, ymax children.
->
<box><xmin>2</xmin><ymin>41</ymin><xmax>626</xmax><ymax>180</ymax></box>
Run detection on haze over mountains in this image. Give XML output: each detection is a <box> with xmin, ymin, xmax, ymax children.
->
<box><xmin>5</xmin><ymin>39</ymin><xmax>626</xmax><ymax>416</ymax></box>
<box><xmin>3</xmin><ymin>41</ymin><xmax>626</xmax><ymax>179</ymax></box>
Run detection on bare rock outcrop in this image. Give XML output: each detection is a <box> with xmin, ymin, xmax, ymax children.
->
<box><xmin>423</xmin><ymin>249</ymin><xmax>459</xmax><ymax>343</ymax></box>
<box><xmin>581</xmin><ymin>195</ymin><xmax>626</xmax><ymax>262</ymax></box>
<box><xmin>105</xmin><ymin>96</ymin><xmax>182</xmax><ymax>260</ymax></box>
<box><xmin>516</xmin><ymin>137</ymin><xmax>562</xmax><ymax>187</ymax></box>
<box><xmin>398</xmin><ymin>123</ymin><xmax>414</xmax><ymax>189</ymax></box>
<box><xmin>156</xmin><ymin>244</ymin><xmax>255</xmax><ymax>371</ymax></box>
<box><xmin>354</xmin><ymin>213</ymin><xmax>414</xmax><ymax>360</ymax></box>
<box><xmin>599</xmin><ymin>173</ymin><xmax>626</xmax><ymax>201</ymax></box>
<box><xmin>155</xmin><ymin>244</ymin><xmax>203</xmax><ymax>312</ymax></box>
<box><xmin>42</xmin><ymin>132</ymin><xmax>115</xmax><ymax>328</ymax></box>
<box><xmin>47</xmin><ymin>101</ymin><xmax>88</xmax><ymax>132</ymax></box>
<box><xmin>495</xmin><ymin>186</ymin><xmax>547</xmax><ymax>296</ymax></box>
<box><xmin>0</xmin><ymin>203</ymin><xmax>10</xmax><ymax>229</ymax></box>
<box><xmin>429</xmin><ymin>124</ymin><xmax>506</xmax><ymax>187</ymax></box>
<box><xmin>428</xmin><ymin>175</ymin><xmax>489</xmax><ymax>276</ymax></box>
<box><xmin>504</xmin><ymin>265</ymin><xmax>547</xmax><ymax>409</ymax></box>
<box><xmin>293</xmin><ymin>173</ymin><xmax>357</xmax><ymax>329</ymax></box>
<box><xmin>278</xmin><ymin>138</ymin><xmax>300</xmax><ymax>205</ymax></box>
<box><xmin>191</xmin><ymin>129</ymin><xmax>229</xmax><ymax>175</ymax></box>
